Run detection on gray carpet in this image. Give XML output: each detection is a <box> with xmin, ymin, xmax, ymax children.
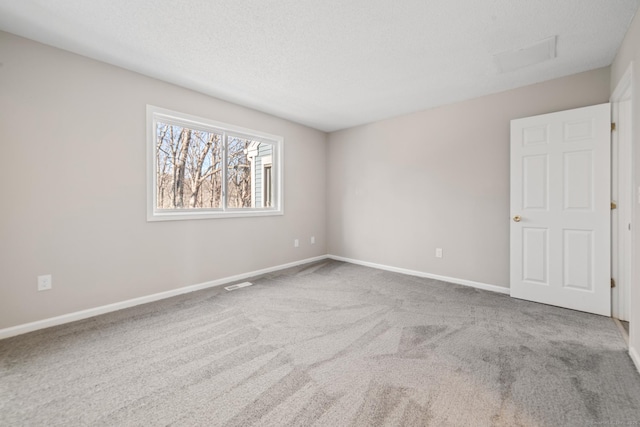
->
<box><xmin>1</xmin><ymin>260</ymin><xmax>639</xmax><ymax>426</ymax></box>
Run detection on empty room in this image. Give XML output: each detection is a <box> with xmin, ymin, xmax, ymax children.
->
<box><xmin>1</xmin><ymin>1</ymin><xmax>640</xmax><ymax>426</ymax></box>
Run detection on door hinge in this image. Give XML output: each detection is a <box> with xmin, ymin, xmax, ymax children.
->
<box><xmin>611</xmin><ymin>122</ymin><xmax>616</xmax><ymax>132</ymax></box>
<box><xmin>611</xmin><ymin>201</ymin><xmax>617</xmax><ymax>210</ymax></box>
<box><xmin>611</xmin><ymin>278</ymin><xmax>616</xmax><ymax>288</ymax></box>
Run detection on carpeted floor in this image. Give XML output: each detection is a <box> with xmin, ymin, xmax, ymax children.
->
<box><xmin>1</xmin><ymin>260</ymin><xmax>639</xmax><ymax>426</ymax></box>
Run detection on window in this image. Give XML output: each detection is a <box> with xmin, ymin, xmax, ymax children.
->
<box><xmin>147</xmin><ymin>106</ymin><xmax>283</xmax><ymax>221</ymax></box>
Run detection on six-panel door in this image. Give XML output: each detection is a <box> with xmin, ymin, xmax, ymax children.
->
<box><xmin>510</xmin><ymin>103</ymin><xmax>611</xmax><ymax>316</ymax></box>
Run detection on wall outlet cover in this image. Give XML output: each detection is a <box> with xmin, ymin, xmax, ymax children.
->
<box><xmin>37</xmin><ymin>275</ymin><xmax>52</xmax><ymax>291</ymax></box>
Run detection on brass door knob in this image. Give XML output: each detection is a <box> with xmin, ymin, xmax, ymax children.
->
<box><xmin>513</xmin><ymin>215</ymin><xmax>521</xmax><ymax>222</ymax></box>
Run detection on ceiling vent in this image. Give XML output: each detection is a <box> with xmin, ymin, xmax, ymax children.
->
<box><xmin>494</xmin><ymin>36</ymin><xmax>557</xmax><ymax>73</ymax></box>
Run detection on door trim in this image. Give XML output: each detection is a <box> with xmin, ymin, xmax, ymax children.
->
<box><xmin>611</xmin><ymin>62</ymin><xmax>634</xmax><ymax>321</ymax></box>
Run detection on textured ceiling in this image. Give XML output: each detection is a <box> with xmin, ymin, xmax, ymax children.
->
<box><xmin>0</xmin><ymin>0</ymin><xmax>638</xmax><ymax>132</ymax></box>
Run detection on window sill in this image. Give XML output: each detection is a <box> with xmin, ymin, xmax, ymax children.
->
<box><xmin>147</xmin><ymin>209</ymin><xmax>284</xmax><ymax>222</ymax></box>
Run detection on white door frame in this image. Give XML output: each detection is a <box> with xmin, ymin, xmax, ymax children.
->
<box><xmin>611</xmin><ymin>63</ymin><xmax>634</xmax><ymax>322</ymax></box>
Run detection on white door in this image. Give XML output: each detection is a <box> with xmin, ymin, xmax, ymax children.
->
<box><xmin>510</xmin><ymin>103</ymin><xmax>611</xmax><ymax>316</ymax></box>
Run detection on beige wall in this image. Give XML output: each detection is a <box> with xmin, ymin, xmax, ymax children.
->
<box><xmin>327</xmin><ymin>68</ymin><xmax>611</xmax><ymax>288</ymax></box>
<box><xmin>0</xmin><ymin>32</ymin><xmax>327</xmax><ymax>329</ymax></box>
<box><xmin>611</xmin><ymin>10</ymin><xmax>640</xmax><ymax>366</ymax></box>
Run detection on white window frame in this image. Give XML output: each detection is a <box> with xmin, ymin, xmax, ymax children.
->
<box><xmin>147</xmin><ymin>105</ymin><xmax>284</xmax><ymax>221</ymax></box>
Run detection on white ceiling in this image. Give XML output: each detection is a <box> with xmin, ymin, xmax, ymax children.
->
<box><xmin>0</xmin><ymin>1</ymin><xmax>638</xmax><ymax>132</ymax></box>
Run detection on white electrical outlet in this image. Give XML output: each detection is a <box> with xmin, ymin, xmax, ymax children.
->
<box><xmin>294</xmin><ymin>239</ymin><xmax>299</xmax><ymax>248</ymax></box>
<box><xmin>37</xmin><ymin>274</ymin><xmax>52</xmax><ymax>291</ymax></box>
<box><xmin>435</xmin><ymin>248</ymin><xmax>443</xmax><ymax>258</ymax></box>
<box><xmin>310</xmin><ymin>236</ymin><xmax>315</xmax><ymax>244</ymax></box>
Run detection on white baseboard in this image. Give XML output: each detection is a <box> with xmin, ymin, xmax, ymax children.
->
<box><xmin>328</xmin><ymin>254</ymin><xmax>509</xmax><ymax>295</ymax></box>
<box><xmin>0</xmin><ymin>254</ymin><xmax>509</xmax><ymax>340</ymax></box>
<box><xmin>0</xmin><ymin>255</ymin><xmax>329</xmax><ymax>340</ymax></box>
<box><xmin>630</xmin><ymin>346</ymin><xmax>640</xmax><ymax>374</ymax></box>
